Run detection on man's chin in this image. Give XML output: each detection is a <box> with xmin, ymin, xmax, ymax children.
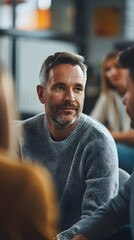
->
<box><xmin>55</xmin><ymin>115</ymin><xmax>78</xmax><ymax>127</ymax></box>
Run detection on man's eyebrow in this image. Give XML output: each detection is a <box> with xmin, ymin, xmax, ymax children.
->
<box><xmin>53</xmin><ymin>82</ymin><xmax>65</xmax><ymax>86</ymax></box>
<box><xmin>75</xmin><ymin>83</ymin><xmax>84</xmax><ymax>87</ymax></box>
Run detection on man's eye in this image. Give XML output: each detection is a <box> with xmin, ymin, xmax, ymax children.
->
<box><xmin>54</xmin><ymin>85</ymin><xmax>64</xmax><ymax>90</ymax></box>
<box><xmin>75</xmin><ymin>87</ymin><xmax>83</xmax><ymax>92</ymax></box>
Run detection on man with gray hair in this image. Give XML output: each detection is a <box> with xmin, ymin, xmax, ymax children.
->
<box><xmin>15</xmin><ymin>51</ymin><xmax>118</xmax><ymax>240</ymax></box>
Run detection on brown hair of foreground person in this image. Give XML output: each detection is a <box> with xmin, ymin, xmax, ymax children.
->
<box><xmin>0</xmin><ymin>60</ymin><xmax>59</xmax><ymax>240</ymax></box>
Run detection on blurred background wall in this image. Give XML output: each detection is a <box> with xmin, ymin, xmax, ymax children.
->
<box><xmin>0</xmin><ymin>0</ymin><xmax>134</xmax><ymax>118</ymax></box>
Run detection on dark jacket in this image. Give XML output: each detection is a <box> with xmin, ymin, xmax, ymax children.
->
<box><xmin>79</xmin><ymin>172</ymin><xmax>134</xmax><ymax>240</ymax></box>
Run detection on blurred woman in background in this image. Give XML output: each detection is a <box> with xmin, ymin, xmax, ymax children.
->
<box><xmin>91</xmin><ymin>51</ymin><xmax>134</xmax><ymax>174</ymax></box>
<box><xmin>0</xmin><ymin>60</ymin><xmax>59</xmax><ymax>240</ymax></box>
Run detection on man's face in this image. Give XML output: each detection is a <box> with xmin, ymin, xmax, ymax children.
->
<box><xmin>42</xmin><ymin>64</ymin><xmax>85</xmax><ymax>128</ymax></box>
<box><xmin>123</xmin><ymin>69</ymin><xmax>134</xmax><ymax>128</ymax></box>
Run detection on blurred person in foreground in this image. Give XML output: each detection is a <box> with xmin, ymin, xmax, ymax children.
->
<box><xmin>0</xmin><ymin>60</ymin><xmax>58</xmax><ymax>240</ymax></box>
<box><xmin>91</xmin><ymin>51</ymin><xmax>134</xmax><ymax>174</ymax></box>
<box><xmin>73</xmin><ymin>45</ymin><xmax>134</xmax><ymax>240</ymax></box>
<box><xmin>15</xmin><ymin>51</ymin><xmax>118</xmax><ymax>240</ymax></box>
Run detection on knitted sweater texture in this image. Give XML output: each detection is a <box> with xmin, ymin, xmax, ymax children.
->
<box><xmin>16</xmin><ymin>113</ymin><xmax>119</xmax><ymax>240</ymax></box>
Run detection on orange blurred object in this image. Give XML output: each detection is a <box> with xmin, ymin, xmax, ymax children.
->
<box><xmin>94</xmin><ymin>7</ymin><xmax>120</xmax><ymax>37</ymax></box>
<box><xmin>36</xmin><ymin>9</ymin><xmax>51</xmax><ymax>30</ymax></box>
<box><xmin>17</xmin><ymin>8</ymin><xmax>51</xmax><ymax>30</ymax></box>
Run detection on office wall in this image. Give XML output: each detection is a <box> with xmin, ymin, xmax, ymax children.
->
<box><xmin>16</xmin><ymin>39</ymin><xmax>77</xmax><ymax>115</ymax></box>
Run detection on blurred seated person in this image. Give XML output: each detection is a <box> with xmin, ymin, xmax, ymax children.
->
<box><xmin>91</xmin><ymin>51</ymin><xmax>134</xmax><ymax>174</ymax></box>
<box><xmin>0</xmin><ymin>60</ymin><xmax>59</xmax><ymax>240</ymax></box>
<box><xmin>73</xmin><ymin>44</ymin><xmax>134</xmax><ymax>240</ymax></box>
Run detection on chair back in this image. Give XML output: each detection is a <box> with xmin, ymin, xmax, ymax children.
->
<box><xmin>119</xmin><ymin>168</ymin><xmax>130</xmax><ymax>189</ymax></box>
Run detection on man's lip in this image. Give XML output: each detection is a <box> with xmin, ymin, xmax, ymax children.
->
<box><xmin>59</xmin><ymin>107</ymin><xmax>76</xmax><ymax>111</ymax></box>
<box><xmin>59</xmin><ymin>107</ymin><xmax>76</xmax><ymax>110</ymax></box>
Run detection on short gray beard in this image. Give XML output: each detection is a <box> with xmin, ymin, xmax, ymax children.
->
<box><xmin>53</xmin><ymin>114</ymin><xmax>78</xmax><ymax>128</ymax></box>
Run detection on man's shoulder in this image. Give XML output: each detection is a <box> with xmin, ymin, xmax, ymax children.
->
<box><xmin>80</xmin><ymin>113</ymin><xmax>114</xmax><ymax>141</ymax></box>
<box><xmin>17</xmin><ymin>112</ymin><xmax>45</xmax><ymax>127</ymax></box>
<box><xmin>23</xmin><ymin>112</ymin><xmax>44</xmax><ymax>122</ymax></box>
<box><xmin>14</xmin><ymin>113</ymin><xmax>46</xmax><ymax>139</ymax></box>
<box><xmin>81</xmin><ymin>113</ymin><xmax>106</xmax><ymax>130</ymax></box>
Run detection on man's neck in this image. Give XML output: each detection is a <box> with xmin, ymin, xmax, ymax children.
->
<box><xmin>47</xmin><ymin>120</ymin><xmax>78</xmax><ymax>141</ymax></box>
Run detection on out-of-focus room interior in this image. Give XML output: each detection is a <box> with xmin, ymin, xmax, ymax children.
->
<box><xmin>0</xmin><ymin>3</ymin><xmax>134</xmax><ymax>238</ymax></box>
<box><xmin>0</xmin><ymin>0</ymin><xmax>134</xmax><ymax>119</ymax></box>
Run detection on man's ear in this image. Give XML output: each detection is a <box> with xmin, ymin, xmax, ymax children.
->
<box><xmin>37</xmin><ymin>85</ymin><xmax>45</xmax><ymax>104</ymax></box>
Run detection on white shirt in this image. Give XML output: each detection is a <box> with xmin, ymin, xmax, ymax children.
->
<box><xmin>91</xmin><ymin>91</ymin><xmax>131</xmax><ymax>131</ymax></box>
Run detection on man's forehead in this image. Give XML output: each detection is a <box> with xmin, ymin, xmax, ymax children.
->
<box><xmin>48</xmin><ymin>65</ymin><xmax>84</xmax><ymax>82</ymax></box>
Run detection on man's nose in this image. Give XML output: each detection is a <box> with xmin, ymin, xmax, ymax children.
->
<box><xmin>64</xmin><ymin>89</ymin><xmax>75</xmax><ymax>102</ymax></box>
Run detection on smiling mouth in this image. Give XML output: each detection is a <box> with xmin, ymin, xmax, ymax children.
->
<box><xmin>59</xmin><ymin>108</ymin><xmax>76</xmax><ymax>112</ymax></box>
<box><xmin>59</xmin><ymin>104</ymin><xmax>77</xmax><ymax>109</ymax></box>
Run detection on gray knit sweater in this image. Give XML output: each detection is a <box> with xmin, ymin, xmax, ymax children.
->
<box><xmin>16</xmin><ymin>113</ymin><xmax>119</xmax><ymax>240</ymax></box>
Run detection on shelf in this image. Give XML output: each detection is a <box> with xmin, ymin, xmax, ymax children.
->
<box><xmin>0</xmin><ymin>28</ymin><xmax>83</xmax><ymax>43</ymax></box>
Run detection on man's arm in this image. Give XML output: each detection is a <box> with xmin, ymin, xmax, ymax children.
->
<box><xmin>56</xmin><ymin>137</ymin><xmax>119</xmax><ymax>240</ymax></box>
